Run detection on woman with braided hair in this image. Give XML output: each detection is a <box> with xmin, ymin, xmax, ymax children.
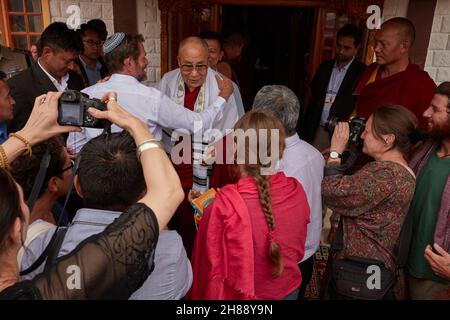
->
<box><xmin>191</xmin><ymin>111</ymin><xmax>310</xmax><ymax>300</ymax></box>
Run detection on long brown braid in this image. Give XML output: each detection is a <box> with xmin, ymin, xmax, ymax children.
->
<box><xmin>233</xmin><ymin>111</ymin><xmax>286</xmax><ymax>278</ymax></box>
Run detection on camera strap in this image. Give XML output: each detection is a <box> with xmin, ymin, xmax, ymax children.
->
<box><xmin>26</xmin><ymin>149</ymin><xmax>50</xmax><ymax>211</ymax></box>
<box><xmin>20</xmin><ymin>156</ymin><xmax>81</xmax><ymax>276</ymax></box>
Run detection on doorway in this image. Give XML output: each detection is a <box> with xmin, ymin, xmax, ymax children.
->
<box><xmin>221</xmin><ymin>6</ymin><xmax>316</xmax><ymax>111</ymax></box>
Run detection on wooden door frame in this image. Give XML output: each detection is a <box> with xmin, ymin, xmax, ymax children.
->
<box><xmin>159</xmin><ymin>0</ymin><xmax>329</xmax><ymax>76</ymax></box>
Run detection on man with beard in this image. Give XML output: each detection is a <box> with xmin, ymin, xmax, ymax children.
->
<box><xmin>354</xmin><ymin>17</ymin><xmax>436</xmax><ymax>130</ymax></box>
<box><xmin>407</xmin><ymin>82</ymin><xmax>450</xmax><ymax>300</ymax></box>
<box><xmin>300</xmin><ymin>24</ymin><xmax>366</xmax><ymax>151</ymax></box>
<box><xmin>68</xmin><ymin>33</ymin><xmax>233</xmax><ymax>153</ymax></box>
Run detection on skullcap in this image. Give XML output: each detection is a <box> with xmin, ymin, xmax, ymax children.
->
<box><xmin>103</xmin><ymin>32</ymin><xmax>125</xmax><ymax>54</ymax></box>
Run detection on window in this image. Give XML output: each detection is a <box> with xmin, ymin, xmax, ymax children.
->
<box><xmin>0</xmin><ymin>0</ymin><xmax>50</xmax><ymax>50</ymax></box>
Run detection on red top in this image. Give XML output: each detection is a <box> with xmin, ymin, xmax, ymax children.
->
<box><xmin>174</xmin><ymin>85</ymin><xmax>200</xmax><ymax>189</ymax></box>
<box><xmin>355</xmin><ymin>63</ymin><xmax>436</xmax><ymax>129</ymax></box>
<box><xmin>191</xmin><ymin>172</ymin><xmax>310</xmax><ymax>300</ymax></box>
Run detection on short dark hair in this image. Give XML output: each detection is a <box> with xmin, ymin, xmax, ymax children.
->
<box><xmin>78</xmin><ymin>132</ymin><xmax>145</xmax><ymax>211</ymax></box>
<box><xmin>0</xmin><ymin>168</ymin><xmax>22</xmax><ymax>250</ymax></box>
<box><xmin>337</xmin><ymin>24</ymin><xmax>363</xmax><ymax>47</ymax></box>
<box><xmin>78</xmin><ymin>23</ymin><xmax>102</xmax><ymax>39</ymax></box>
<box><xmin>37</xmin><ymin>22</ymin><xmax>83</xmax><ymax>56</ymax></box>
<box><xmin>10</xmin><ymin>137</ymin><xmax>66</xmax><ymax>200</ymax></box>
<box><xmin>104</xmin><ymin>33</ymin><xmax>144</xmax><ymax>74</ymax></box>
<box><xmin>199</xmin><ymin>31</ymin><xmax>224</xmax><ymax>49</ymax></box>
<box><xmin>87</xmin><ymin>19</ymin><xmax>108</xmax><ymax>41</ymax></box>
<box><xmin>0</xmin><ymin>71</ymin><xmax>7</xmax><ymax>80</ymax></box>
<box><xmin>435</xmin><ymin>82</ymin><xmax>450</xmax><ymax>112</ymax></box>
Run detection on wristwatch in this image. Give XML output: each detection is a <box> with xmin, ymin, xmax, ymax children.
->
<box><xmin>329</xmin><ymin>151</ymin><xmax>342</xmax><ymax>160</ymax></box>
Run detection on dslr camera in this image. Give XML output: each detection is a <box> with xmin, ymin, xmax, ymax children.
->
<box><xmin>325</xmin><ymin>116</ymin><xmax>366</xmax><ymax>147</ymax></box>
<box><xmin>58</xmin><ymin>90</ymin><xmax>109</xmax><ymax>128</ymax></box>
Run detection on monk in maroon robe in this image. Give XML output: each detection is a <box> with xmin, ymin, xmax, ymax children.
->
<box><xmin>355</xmin><ymin>17</ymin><xmax>436</xmax><ymax>129</ymax></box>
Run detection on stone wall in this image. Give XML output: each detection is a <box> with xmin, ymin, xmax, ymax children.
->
<box><xmin>425</xmin><ymin>0</ymin><xmax>450</xmax><ymax>85</ymax></box>
<box><xmin>49</xmin><ymin>0</ymin><xmax>114</xmax><ymax>36</ymax></box>
<box><xmin>137</xmin><ymin>0</ymin><xmax>161</xmax><ymax>86</ymax></box>
<box><xmin>382</xmin><ymin>0</ymin><xmax>410</xmax><ymax>21</ymax></box>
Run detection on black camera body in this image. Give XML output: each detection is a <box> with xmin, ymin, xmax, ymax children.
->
<box><xmin>58</xmin><ymin>90</ymin><xmax>109</xmax><ymax>128</ymax></box>
<box><xmin>326</xmin><ymin>117</ymin><xmax>366</xmax><ymax>147</ymax></box>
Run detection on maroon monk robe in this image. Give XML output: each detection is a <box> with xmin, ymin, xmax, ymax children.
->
<box><xmin>355</xmin><ymin>63</ymin><xmax>436</xmax><ymax>129</ymax></box>
<box><xmin>170</xmin><ymin>85</ymin><xmax>200</xmax><ymax>259</ymax></box>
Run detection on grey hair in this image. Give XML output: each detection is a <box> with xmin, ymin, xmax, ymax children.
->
<box><xmin>252</xmin><ymin>85</ymin><xmax>300</xmax><ymax>136</ymax></box>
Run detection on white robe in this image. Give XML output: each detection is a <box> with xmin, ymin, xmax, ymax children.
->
<box><xmin>156</xmin><ymin>68</ymin><xmax>244</xmax><ymax>193</ymax></box>
<box><xmin>156</xmin><ymin>68</ymin><xmax>244</xmax><ymax>144</ymax></box>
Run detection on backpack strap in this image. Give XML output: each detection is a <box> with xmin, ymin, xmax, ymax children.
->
<box><xmin>17</xmin><ymin>221</ymin><xmax>54</xmax><ymax>267</ymax></box>
<box><xmin>43</xmin><ymin>227</ymin><xmax>68</xmax><ymax>272</ymax></box>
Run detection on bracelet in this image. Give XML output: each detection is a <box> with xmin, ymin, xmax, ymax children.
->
<box><xmin>0</xmin><ymin>145</ymin><xmax>9</xmax><ymax>169</ymax></box>
<box><xmin>9</xmin><ymin>133</ymin><xmax>32</xmax><ymax>157</ymax></box>
<box><xmin>136</xmin><ymin>139</ymin><xmax>164</xmax><ymax>160</ymax></box>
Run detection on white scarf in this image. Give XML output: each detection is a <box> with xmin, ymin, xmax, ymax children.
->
<box><xmin>175</xmin><ymin>74</ymin><xmax>211</xmax><ymax>194</ymax></box>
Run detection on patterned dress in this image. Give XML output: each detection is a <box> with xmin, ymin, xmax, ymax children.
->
<box><xmin>322</xmin><ymin>161</ymin><xmax>416</xmax><ymax>299</ymax></box>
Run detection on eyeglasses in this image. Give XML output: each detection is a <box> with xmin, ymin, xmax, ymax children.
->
<box><xmin>83</xmin><ymin>40</ymin><xmax>104</xmax><ymax>48</ymax></box>
<box><xmin>57</xmin><ymin>160</ymin><xmax>74</xmax><ymax>175</ymax></box>
<box><xmin>180</xmin><ymin>64</ymin><xmax>208</xmax><ymax>73</ymax></box>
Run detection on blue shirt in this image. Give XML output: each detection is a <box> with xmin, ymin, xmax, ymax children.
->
<box><xmin>21</xmin><ymin>208</ymin><xmax>193</xmax><ymax>300</ymax></box>
<box><xmin>0</xmin><ymin>122</ymin><xmax>7</xmax><ymax>144</ymax></box>
<box><xmin>320</xmin><ymin>58</ymin><xmax>354</xmax><ymax>126</ymax></box>
<box><xmin>79</xmin><ymin>56</ymin><xmax>102</xmax><ymax>86</ymax></box>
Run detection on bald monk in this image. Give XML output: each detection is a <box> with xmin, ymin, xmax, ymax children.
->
<box><xmin>157</xmin><ymin>37</ymin><xmax>243</xmax><ymax>257</ymax></box>
<box><xmin>355</xmin><ymin>17</ymin><xmax>436</xmax><ymax>129</ymax></box>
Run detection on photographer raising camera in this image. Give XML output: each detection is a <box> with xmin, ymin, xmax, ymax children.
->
<box><xmin>322</xmin><ymin>104</ymin><xmax>418</xmax><ymax>300</ymax></box>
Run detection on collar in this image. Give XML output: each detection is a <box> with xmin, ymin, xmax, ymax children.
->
<box><xmin>37</xmin><ymin>58</ymin><xmax>69</xmax><ymax>85</ymax></box>
<box><xmin>334</xmin><ymin>57</ymin><xmax>354</xmax><ymax>71</ymax></box>
<box><xmin>72</xmin><ymin>208</ymin><xmax>121</xmax><ymax>226</ymax></box>
<box><xmin>285</xmin><ymin>133</ymin><xmax>301</xmax><ymax>149</ymax></box>
<box><xmin>79</xmin><ymin>56</ymin><xmax>102</xmax><ymax>71</ymax></box>
<box><xmin>109</xmin><ymin>73</ymin><xmax>141</xmax><ymax>84</ymax></box>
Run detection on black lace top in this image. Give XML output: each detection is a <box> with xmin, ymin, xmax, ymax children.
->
<box><xmin>0</xmin><ymin>203</ymin><xmax>159</xmax><ymax>300</ymax></box>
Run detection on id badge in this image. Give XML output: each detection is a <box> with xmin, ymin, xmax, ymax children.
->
<box><xmin>323</xmin><ymin>92</ymin><xmax>337</xmax><ymax>111</ymax></box>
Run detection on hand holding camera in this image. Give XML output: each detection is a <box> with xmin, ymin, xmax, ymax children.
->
<box><xmin>58</xmin><ymin>90</ymin><xmax>110</xmax><ymax>129</ymax></box>
<box><xmin>326</xmin><ymin>116</ymin><xmax>366</xmax><ymax>148</ymax></box>
<box><xmin>330</xmin><ymin>122</ymin><xmax>350</xmax><ymax>156</ymax></box>
<box><xmin>18</xmin><ymin>92</ymin><xmax>82</xmax><ymax>146</ymax></box>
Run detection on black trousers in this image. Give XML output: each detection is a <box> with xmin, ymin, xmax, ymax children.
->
<box><xmin>297</xmin><ymin>255</ymin><xmax>315</xmax><ymax>300</ymax></box>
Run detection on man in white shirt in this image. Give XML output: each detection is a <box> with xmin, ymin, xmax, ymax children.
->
<box><xmin>253</xmin><ymin>85</ymin><xmax>324</xmax><ymax>300</ymax></box>
<box><xmin>8</xmin><ymin>22</ymin><xmax>85</xmax><ymax>133</ymax></box>
<box><xmin>68</xmin><ymin>33</ymin><xmax>233</xmax><ymax>153</ymax></box>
